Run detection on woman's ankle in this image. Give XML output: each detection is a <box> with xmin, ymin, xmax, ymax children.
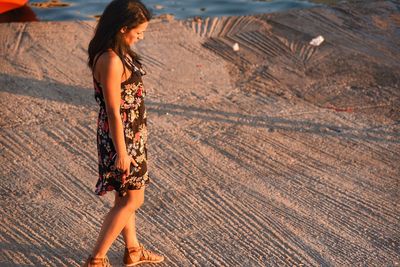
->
<box><xmin>91</xmin><ymin>252</ymin><xmax>107</xmax><ymax>259</ymax></box>
<box><xmin>125</xmin><ymin>242</ymin><xmax>140</xmax><ymax>249</ymax></box>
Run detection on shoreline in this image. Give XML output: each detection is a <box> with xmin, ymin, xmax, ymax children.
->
<box><xmin>0</xmin><ymin>0</ymin><xmax>328</xmax><ymax>23</ymax></box>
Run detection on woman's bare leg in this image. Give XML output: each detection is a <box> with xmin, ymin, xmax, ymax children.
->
<box><xmin>114</xmin><ymin>191</ymin><xmax>140</xmax><ymax>248</ymax></box>
<box><xmin>90</xmin><ymin>187</ymin><xmax>145</xmax><ymax>258</ymax></box>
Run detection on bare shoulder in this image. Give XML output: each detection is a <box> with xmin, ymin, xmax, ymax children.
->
<box><xmin>94</xmin><ymin>50</ymin><xmax>124</xmax><ymax>83</ymax></box>
<box><xmin>96</xmin><ymin>50</ymin><xmax>123</xmax><ymax>70</ymax></box>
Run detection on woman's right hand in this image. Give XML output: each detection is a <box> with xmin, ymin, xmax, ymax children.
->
<box><xmin>114</xmin><ymin>153</ymin><xmax>138</xmax><ymax>184</ymax></box>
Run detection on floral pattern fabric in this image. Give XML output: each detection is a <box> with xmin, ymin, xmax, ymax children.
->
<box><xmin>93</xmin><ymin>58</ymin><xmax>150</xmax><ymax>197</ymax></box>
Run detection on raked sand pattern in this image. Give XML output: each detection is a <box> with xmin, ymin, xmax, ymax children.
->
<box><xmin>0</xmin><ymin>1</ymin><xmax>399</xmax><ymax>266</ymax></box>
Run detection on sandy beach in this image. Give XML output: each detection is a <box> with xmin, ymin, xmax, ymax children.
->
<box><xmin>0</xmin><ymin>0</ymin><xmax>399</xmax><ymax>266</ymax></box>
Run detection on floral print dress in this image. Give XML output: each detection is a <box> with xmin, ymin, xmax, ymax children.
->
<box><xmin>93</xmin><ymin>55</ymin><xmax>150</xmax><ymax>197</ymax></box>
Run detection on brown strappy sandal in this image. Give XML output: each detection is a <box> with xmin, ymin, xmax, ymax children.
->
<box><xmin>123</xmin><ymin>243</ymin><xmax>165</xmax><ymax>266</ymax></box>
<box><xmin>82</xmin><ymin>255</ymin><xmax>112</xmax><ymax>267</ymax></box>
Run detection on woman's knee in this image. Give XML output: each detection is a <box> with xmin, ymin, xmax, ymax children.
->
<box><xmin>115</xmin><ymin>188</ymin><xmax>145</xmax><ymax>211</ymax></box>
<box><xmin>127</xmin><ymin>195</ymin><xmax>144</xmax><ymax>211</ymax></box>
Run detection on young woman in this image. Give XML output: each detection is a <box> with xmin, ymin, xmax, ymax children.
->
<box><xmin>84</xmin><ymin>0</ymin><xmax>164</xmax><ymax>266</ymax></box>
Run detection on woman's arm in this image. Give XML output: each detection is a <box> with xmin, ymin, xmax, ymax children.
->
<box><xmin>97</xmin><ymin>51</ymin><xmax>137</xmax><ymax>180</ymax></box>
<box><xmin>98</xmin><ymin>51</ymin><xmax>127</xmax><ymax>158</ymax></box>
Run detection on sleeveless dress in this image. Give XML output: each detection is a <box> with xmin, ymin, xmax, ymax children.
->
<box><xmin>93</xmin><ymin>55</ymin><xmax>150</xmax><ymax>197</ymax></box>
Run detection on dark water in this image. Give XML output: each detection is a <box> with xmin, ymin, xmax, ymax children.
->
<box><xmin>1</xmin><ymin>0</ymin><xmax>344</xmax><ymax>22</ymax></box>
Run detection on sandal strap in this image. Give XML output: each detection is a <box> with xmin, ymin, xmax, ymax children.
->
<box><xmin>127</xmin><ymin>245</ymin><xmax>142</xmax><ymax>253</ymax></box>
<box><xmin>88</xmin><ymin>255</ymin><xmax>111</xmax><ymax>266</ymax></box>
<box><xmin>126</xmin><ymin>243</ymin><xmax>158</xmax><ymax>260</ymax></box>
<box><xmin>142</xmin><ymin>248</ymin><xmax>155</xmax><ymax>260</ymax></box>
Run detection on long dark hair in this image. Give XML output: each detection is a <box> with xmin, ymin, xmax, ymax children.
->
<box><xmin>87</xmin><ymin>0</ymin><xmax>152</xmax><ymax>73</ymax></box>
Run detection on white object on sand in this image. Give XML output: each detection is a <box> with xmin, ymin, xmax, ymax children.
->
<box><xmin>309</xmin><ymin>35</ymin><xmax>324</xmax><ymax>46</ymax></box>
<box><xmin>232</xmin><ymin>43</ymin><xmax>240</xmax><ymax>51</ymax></box>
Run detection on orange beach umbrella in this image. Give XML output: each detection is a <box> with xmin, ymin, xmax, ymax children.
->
<box><xmin>0</xmin><ymin>0</ymin><xmax>28</xmax><ymax>14</ymax></box>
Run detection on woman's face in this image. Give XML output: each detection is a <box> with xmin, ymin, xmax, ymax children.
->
<box><xmin>121</xmin><ymin>21</ymin><xmax>149</xmax><ymax>46</ymax></box>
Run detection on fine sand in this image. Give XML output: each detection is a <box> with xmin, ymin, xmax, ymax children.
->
<box><xmin>0</xmin><ymin>1</ymin><xmax>399</xmax><ymax>266</ymax></box>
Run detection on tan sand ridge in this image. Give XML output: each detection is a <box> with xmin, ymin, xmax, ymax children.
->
<box><xmin>0</xmin><ymin>1</ymin><xmax>399</xmax><ymax>266</ymax></box>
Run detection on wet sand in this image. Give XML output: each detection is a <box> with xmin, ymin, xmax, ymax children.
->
<box><xmin>0</xmin><ymin>1</ymin><xmax>399</xmax><ymax>266</ymax></box>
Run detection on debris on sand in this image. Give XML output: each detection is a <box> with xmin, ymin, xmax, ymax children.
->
<box><xmin>30</xmin><ymin>0</ymin><xmax>70</xmax><ymax>8</ymax></box>
<box><xmin>309</xmin><ymin>35</ymin><xmax>324</xmax><ymax>46</ymax></box>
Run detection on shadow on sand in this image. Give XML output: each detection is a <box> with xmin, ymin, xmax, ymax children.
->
<box><xmin>1</xmin><ymin>73</ymin><xmax>398</xmax><ymax>144</ymax></box>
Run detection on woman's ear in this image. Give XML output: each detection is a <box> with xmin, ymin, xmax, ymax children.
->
<box><xmin>120</xmin><ymin>26</ymin><xmax>127</xmax><ymax>34</ymax></box>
